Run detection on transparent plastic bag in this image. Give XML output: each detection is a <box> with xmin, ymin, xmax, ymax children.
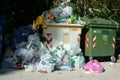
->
<box><xmin>50</xmin><ymin>6</ymin><xmax>73</xmax><ymax>22</ymax></box>
<box><xmin>50</xmin><ymin>44</ymin><xmax>66</xmax><ymax>59</ymax></box>
<box><xmin>84</xmin><ymin>59</ymin><xmax>104</xmax><ymax>73</ymax></box>
<box><xmin>50</xmin><ymin>6</ymin><xmax>63</xmax><ymax>19</ymax></box>
<box><xmin>72</xmin><ymin>53</ymin><xmax>85</xmax><ymax>68</ymax></box>
<box><xmin>36</xmin><ymin>57</ymin><xmax>55</xmax><ymax>73</ymax></box>
<box><xmin>60</xmin><ymin>6</ymin><xmax>73</xmax><ymax>18</ymax></box>
<box><xmin>27</xmin><ymin>35</ymin><xmax>49</xmax><ymax>58</ymax></box>
<box><xmin>70</xmin><ymin>44</ymin><xmax>82</xmax><ymax>55</ymax></box>
<box><xmin>60</xmin><ymin>53</ymin><xmax>73</xmax><ymax>71</ymax></box>
<box><xmin>13</xmin><ymin>48</ymin><xmax>33</xmax><ymax>63</ymax></box>
<box><xmin>28</xmin><ymin>33</ymin><xmax>40</xmax><ymax>42</ymax></box>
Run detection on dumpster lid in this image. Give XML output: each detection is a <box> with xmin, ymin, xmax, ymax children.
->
<box><xmin>81</xmin><ymin>17</ymin><xmax>119</xmax><ymax>29</ymax></box>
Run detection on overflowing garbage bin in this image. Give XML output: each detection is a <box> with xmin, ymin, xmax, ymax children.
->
<box><xmin>80</xmin><ymin>18</ymin><xmax>119</xmax><ymax>62</ymax></box>
<box><xmin>44</xmin><ymin>23</ymin><xmax>84</xmax><ymax>50</ymax></box>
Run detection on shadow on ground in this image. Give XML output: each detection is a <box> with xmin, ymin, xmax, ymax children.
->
<box><xmin>0</xmin><ymin>68</ymin><xmax>22</xmax><ymax>75</ymax></box>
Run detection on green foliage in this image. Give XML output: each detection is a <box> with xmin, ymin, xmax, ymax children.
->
<box><xmin>51</xmin><ymin>0</ymin><xmax>120</xmax><ymax>38</ymax></box>
<box><xmin>1</xmin><ymin>0</ymin><xmax>120</xmax><ymax>38</ymax></box>
<box><xmin>51</xmin><ymin>0</ymin><xmax>120</xmax><ymax>22</ymax></box>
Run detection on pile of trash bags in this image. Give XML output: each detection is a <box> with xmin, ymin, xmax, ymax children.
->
<box><xmin>43</xmin><ymin>5</ymin><xmax>85</xmax><ymax>25</ymax></box>
<box><xmin>1</xmin><ymin>30</ymin><xmax>104</xmax><ymax>73</ymax></box>
<box><xmin>1</xmin><ymin>32</ymin><xmax>86</xmax><ymax>73</ymax></box>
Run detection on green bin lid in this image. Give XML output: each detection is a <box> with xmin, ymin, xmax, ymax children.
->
<box><xmin>81</xmin><ymin>17</ymin><xmax>119</xmax><ymax>28</ymax></box>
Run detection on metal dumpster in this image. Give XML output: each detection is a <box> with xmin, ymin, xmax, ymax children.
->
<box><xmin>80</xmin><ymin>18</ymin><xmax>119</xmax><ymax>62</ymax></box>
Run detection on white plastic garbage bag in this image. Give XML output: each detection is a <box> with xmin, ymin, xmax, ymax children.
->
<box><xmin>27</xmin><ymin>34</ymin><xmax>49</xmax><ymax>58</ymax></box>
<box><xmin>36</xmin><ymin>57</ymin><xmax>55</xmax><ymax>73</ymax></box>
<box><xmin>50</xmin><ymin>44</ymin><xmax>66</xmax><ymax>59</ymax></box>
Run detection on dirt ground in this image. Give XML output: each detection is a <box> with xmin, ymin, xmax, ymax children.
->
<box><xmin>0</xmin><ymin>60</ymin><xmax>120</xmax><ymax>80</ymax></box>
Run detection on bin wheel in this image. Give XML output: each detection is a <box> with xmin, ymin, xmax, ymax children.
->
<box><xmin>89</xmin><ymin>56</ymin><xmax>93</xmax><ymax>61</ymax></box>
<box><xmin>111</xmin><ymin>56</ymin><xmax>116</xmax><ymax>63</ymax></box>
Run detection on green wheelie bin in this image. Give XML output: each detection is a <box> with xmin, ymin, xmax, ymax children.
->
<box><xmin>80</xmin><ymin>18</ymin><xmax>119</xmax><ymax>62</ymax></box>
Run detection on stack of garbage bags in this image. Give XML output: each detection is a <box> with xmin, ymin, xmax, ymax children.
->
<box><xmin>43</xmin><ymin>5</ymin><xmax>85</xmax><ymax>25</ymax></box>
<box><xmin>1</xmin><ymin>33</ymin><xmax>86</xmax><ymax>73</ymax></box>
<box><xmin>1</xmin><ymin>29</ymin><xmax>104</xmax><ymax>73</ymax></box>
